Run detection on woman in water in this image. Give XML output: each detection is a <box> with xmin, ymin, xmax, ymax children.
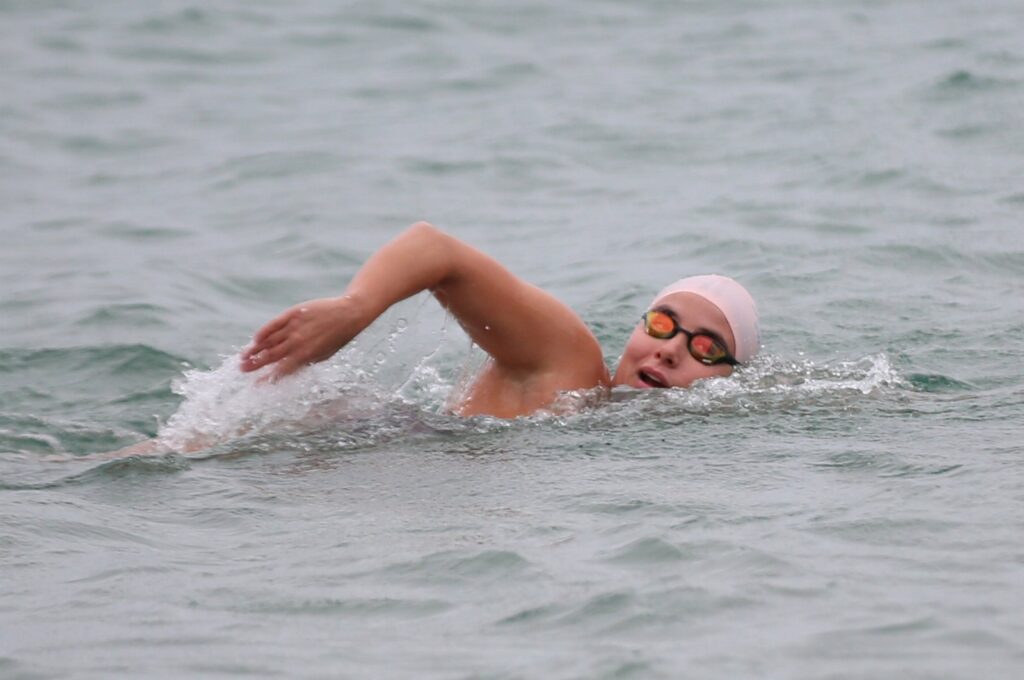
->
<box><xmin>240</xmin><ymin>222</ymin><xmax>759</xmax><ymax>417</ymax></box>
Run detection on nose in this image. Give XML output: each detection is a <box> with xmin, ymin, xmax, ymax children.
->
<box><xmin>654</xmin><ymin>335</ymin><xmax>688</xmax><ymax>367</ymax></box>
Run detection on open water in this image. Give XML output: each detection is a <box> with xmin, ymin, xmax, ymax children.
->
<box><xmin>2</xmin><ymin>1</ymin><xmax>1023</xmax><ymax>678</ymax></box>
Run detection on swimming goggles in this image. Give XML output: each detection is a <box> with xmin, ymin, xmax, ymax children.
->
<box><xmin>641</xmin><ymin>309</ymin><xmax>738</xmax><ymax>366</ymax></box>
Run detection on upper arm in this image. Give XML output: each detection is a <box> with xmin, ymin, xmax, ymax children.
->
<box><xmin>428</xmin><ymin>229</ymin><xmax>604</xmax><ymax>378</ymax></box>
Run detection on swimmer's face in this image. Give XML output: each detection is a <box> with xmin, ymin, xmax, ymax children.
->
<box><xmin>613</xmin><ymin>292</ymin><xmax>737</xmax><ymax>389</ymax></box>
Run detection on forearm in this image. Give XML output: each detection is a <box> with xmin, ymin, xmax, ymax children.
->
<box><xmin>341</xmin><ymin>221</ymin><xmax>455</xmax><ymax>323</ymax></box>
<box><xmin>239</xmin><ymin>223</ymin><xmax>460</xmax><ymax>377</ymax></box>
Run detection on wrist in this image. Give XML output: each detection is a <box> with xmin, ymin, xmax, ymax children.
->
<box><xmin>333</xmin><ymin>289</ymin><xmax>378</xmax><ymax>329</ymax></box>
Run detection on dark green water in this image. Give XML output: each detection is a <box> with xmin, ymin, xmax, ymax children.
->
<box><xmin>2</xmin><ymin>1</ymin><xmax>1023</xmax><ymax>677</ymax></box>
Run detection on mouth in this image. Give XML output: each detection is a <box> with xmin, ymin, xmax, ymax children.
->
<box><xmin>637</xmin><ymin>369</ymin><xmax>668</xmax><ymax>388</ymax></box>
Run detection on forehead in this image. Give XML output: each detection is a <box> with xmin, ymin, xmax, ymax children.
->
<box><xmin>654</xmin><ymin>291</ymin><xmax>736</xmax><ymax>351</ymax></box>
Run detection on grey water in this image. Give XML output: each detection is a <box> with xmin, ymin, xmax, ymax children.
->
<box><xmin>2</xmin><ymin>0</ymin><xmax>1023</xmax><ymax>677</ymax></box>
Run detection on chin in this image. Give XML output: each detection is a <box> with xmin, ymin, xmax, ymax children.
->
<box><xmin>610</xmin><ymin>366</ymin><xmax>631</xmax><ymax>388</ymax></box>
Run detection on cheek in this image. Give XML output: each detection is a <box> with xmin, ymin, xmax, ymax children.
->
<box><xmin>614</xmin><ymin>330</ymin><xmax>645</xmax><ymax>375</ymax></box>
<box><xmin>619</xmin><ymin>329</ymin><xmax>649</xmax><ymax>362</ymax></box>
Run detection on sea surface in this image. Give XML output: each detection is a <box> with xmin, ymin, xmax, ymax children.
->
<box><xmin>2</xmin><ymin>1</ymin><xmax>1023</xmax><ymax>678</ymax></box>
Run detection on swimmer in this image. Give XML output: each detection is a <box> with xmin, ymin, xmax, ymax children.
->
<box><xmin>92</xmin><ymin>221</ymin><xmax>758</xmax><ymax>458</ymax></box>
<box><xmin>241</xmin><ymin>222</ymin><xmax>759</xmax><ymax>418</ymax></box>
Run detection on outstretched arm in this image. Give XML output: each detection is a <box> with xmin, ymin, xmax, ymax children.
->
<box><xmin>240</xmin><ymin>222</ymin><xmax>604</xmax><ymax>382</ymax></box>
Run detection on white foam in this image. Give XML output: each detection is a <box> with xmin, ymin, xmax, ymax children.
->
<box><xmin>158</xmin><ymin>358</ymin><xmax>320</xmax><ymax>450</ymax></box>
<box><xmin>579</xmin><ymin>352</ymin><xmax>909</xmax><ymax>425</ymax></box>
<box><xmin>154</xmin><ymin>340</ymin><xmax>907</xmax><ymax>450</ymax></box>
<box><xmin>154</xmin><ymin>310</ymin><xmax>458</xmax><ymax>451</ymax></box>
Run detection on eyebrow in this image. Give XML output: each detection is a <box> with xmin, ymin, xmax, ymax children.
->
<box><xmin>652</xmin><ymin>304</ymin><xmax>731</xmax><ymax>349</ymax></box>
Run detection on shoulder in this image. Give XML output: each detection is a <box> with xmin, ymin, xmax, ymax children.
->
<box><xmin>537</xmin><ymin>321</ymin><xmax>610</xmax><ymax>391</ymax></box>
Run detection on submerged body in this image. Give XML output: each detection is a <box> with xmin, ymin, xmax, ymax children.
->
<box><xmin>241</xmin><ymin>223</ymin><xmax>759</xmax><ymax>418</ymax></box>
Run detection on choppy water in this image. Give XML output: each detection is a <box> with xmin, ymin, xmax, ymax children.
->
<box><xmin>2</xmin><ymin>1</ymin><xmax>1023</xmax><ymax>677</ymax></box>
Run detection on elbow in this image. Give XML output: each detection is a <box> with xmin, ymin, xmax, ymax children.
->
<box><xmin>404</xmin><ymin>221</ymin><xmax>458</xmax><ymax>288</ymax></box>
<box><xmin>407</xmin><ymin>220</ymin><xmax>457</xmax><ymax>261</ymax></box>
<box><xmin>406</xmin><ymin>220</ymin><xmax>453</xmax><ymax>260</ymax></box>
<box><xmin>408</xmin><ymin>220</ymin><xmax>442</xmax><ymax>240</ymax></box>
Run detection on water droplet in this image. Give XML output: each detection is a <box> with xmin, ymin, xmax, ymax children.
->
<box><xmin>396</xmin><ymin>318</ymin><xmax>407</xmax><ymax>330</ymax></box>
<box><xmin>375</xmin><ymin>351</ymin><xmax>386</xmax><ymax>364</ymax></box>
<box><xmin>484</xmin><ymin>325</ymin><xmax>491</xmax><ymax>331</ymax></box>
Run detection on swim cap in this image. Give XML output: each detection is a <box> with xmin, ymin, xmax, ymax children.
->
<box><xmin>651</xmin><ymin>275</ymin><xmax>760</xmax><ymax>363</ymax></box>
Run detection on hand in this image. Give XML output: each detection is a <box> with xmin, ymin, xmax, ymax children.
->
<box><xmin>239</xmin><ymin>296</ymin><xmax>364</xmax><ymax>381</ymax></box>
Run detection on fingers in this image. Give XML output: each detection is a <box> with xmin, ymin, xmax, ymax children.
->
<box><xmin>242</xmin><ymin>310</ymin><xmax>296</xmax><ymax>354</ymax></box>
<box><xmin>248</xmin><ymin>324</ymin><xmax>293</xmax><ymax>359</ymax></box>
<box><xmin>255</xmin><ymin>356</ymin><xmax>301</xmax><ymax>385</ymax></box>
<box><xmin>240</xmin><ymin>345</ymin><xmax>271</xmax><ymax>371</ymax></box>
<box><xmin>242</xmin><ymin>340</ymin><xmax>292</xmax><ymax>372</ymax></box>
<box><xmin>239</xmin><ymin>299</ymin><xmax>336</xmax><ymax>377</ymax></box>
<box><xmin>271</xmin><ymin>358</ymin><xmax>301</xmax><ymax>382</ymax></box>
<box><xmin>253</xmin><ymin>311</ymin><xmax>293</xmax><ymax>345</ymax></box>
<box><xmin>241</xmin><ymin>312</ymin><xmax>299</xmax><ymax>370</ymax></box>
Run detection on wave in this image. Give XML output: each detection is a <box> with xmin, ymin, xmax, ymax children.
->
<box><xmin>0</xmin><ymin>343</ymin><xmax>186</xmax><ymax>373</ymax></box>
<box><xmin>928</xmin><ymin>70</ymin><xmax>1020</xmax><ymax>98</ymax></box>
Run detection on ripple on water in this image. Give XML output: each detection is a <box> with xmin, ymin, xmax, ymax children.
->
<box><xmin>935</xmin><ymin>122</ymin><xmax>997</xmax><ymax>141</ymax></box>
<box><xmin>94</xmin><ymin>221</ymin><xmax>191</xmax><ymax>242</ymax></box>
<box><xmin>604</xmin><ymin>537</ymin><xmax>689</xmax><ymax>564</ymax></box>
<box><xmin>571</xmin><ymin>496</ymin><xmax>704</xmax><ymax>520</ymax></box>
<box><xmin>43</xmin><ymin>90</ymin><xmax>145</xmax><ymax>110</ymax></box>
<box><xmin>928</xmin><ymin>70</ymin><xmax>1020</xmax><ymax>98</ymax></box>
<box><xmin>15</xmin><ymin>513</ymin><xmax>163</xmax><ymax>548</ymax></box>
<box><xmin>34</xmin><ymin>34</ymin><xmax>87</xmax><ymax>54</ymax></box>
<box><xmin>205</xmin><ymin>150</ymin><xmax>344</xmax><ymax>191</ymax></box>
<box><xmin>0</xmin><ymin>345</ymin><xmax>186</xmax><ymax>434</ymax></box>
<box><xmin>796</xmin><ymin>616</ymin><xmax>945</xmax><ymax>663</ymax></box>
<box><xmin>109</xmin><ymin>44</ymin><xmax>264</xmax><ymax>66</ymax></box>
<box><xmin>58</xmin><ymin>131</ymin><xmax>173</xmax><ymax>155</ymax></box>
<box><xmin>225</xmin><ymin>595</ymin><xmax>452</xmax><ymax>619</ymax></box>
<box><xmin>809</xmin><ymin>449</ymin><xmax>965</xmax><ymax>479</ymax></box>
<box><xmin>906</xmin><ymin>373</ymin><xmax>976</xmax><ymax>392</ymax></box>
<box><xmin>806</xmin><ymin>516</ymin><xmax>962</xmax><ymax>548</ymax></box>
<box><xmin>379</xmin><ymin>549</ymin><xmax>534</xmax><ymax>585</ymax></box>
<box><xmin>934</xmin><ymin>627</ymin><xmax>1018</xmax><ymax>651</ymax></box>
<box><xmin>978</xmin><ymin>250</ymin><xmax>1024</xmax><ymax>275</ymax></box>
<box><xmin>127</xmin><ymin>6</ymin><xmax>218</xmax><ymax>34</ymax></box>
<box><xmin>539</xmin><ymin>586</ymin><xmax>758</xmax><ymax>637</ymax></box>
<box><xmin>64</xmin><ymin>453</ymin><xmax>191</xmax><ymax>486</ymax></box>
<box><xmin>350</xmin><ymin>12</ymin><xmax>441</xmax><ymax>33</ymax></box>
<box><xmin>68</xmin><ymin>564</ymin><xmax>173</xmax><ymax>586</ymax></box>
<box><xmin>1</xmin><ymin>449</ymin><xmax>187</xmax><ymax>491</ymax></box>
<box><xmin>75</xmin><ymin>303</ymin><xmax>174</xmax><ymax>329</ymax></box>
<box><xmin>557</xmin><ymin>590</ymin><xmax>636</xmax><ymax>628</ymax></box>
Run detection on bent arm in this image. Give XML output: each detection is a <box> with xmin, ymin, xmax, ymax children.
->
<box><xmin>240</xmin><ymin>222</ymin><xmax>603</xmax><ymax>380</ymax></box>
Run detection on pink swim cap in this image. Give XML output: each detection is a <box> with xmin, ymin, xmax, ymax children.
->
<box><xmin>651</xmin><ymin>275</ymin><xmax>760</xmax><ymax>363</ymax></box>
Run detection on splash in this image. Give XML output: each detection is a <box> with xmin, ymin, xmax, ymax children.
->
<box><xmin>732</xmin><ymin>352</ymin><xmax>905</xmax><ymax>396</ymax></box>
<box><xmin>149</xmin><ymin>341</ymin><xmax>908</xmax><ymax>451</ymax></box>
<box><xmin>559</xmin><ymin>352</ymin><xmax>909</xmax><ymax>424</ymax></box>
<box><xmin>154</xmin><ymin>312</ymin><xmax>456</xmax><ymax>452</ymax></box>
<box><xmin>154</xmin><ymin>352</ymin><xmax>366</xmax><ymax>451</ymax></box>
